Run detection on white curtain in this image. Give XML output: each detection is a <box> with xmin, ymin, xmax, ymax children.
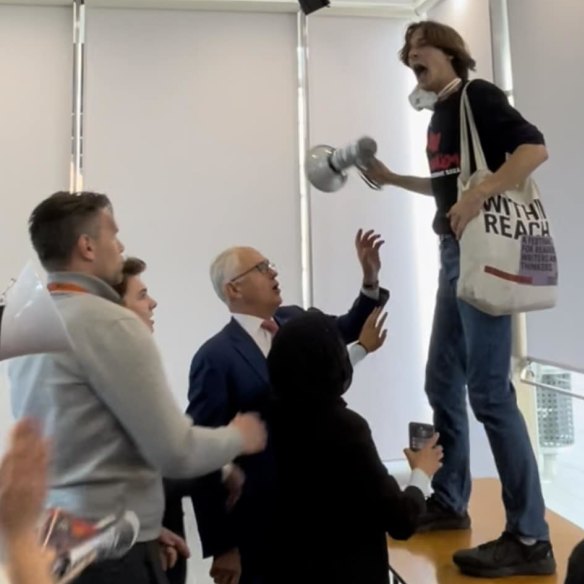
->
<box><xmin>83</xmin><ymin>8</ymin><xmax>301</xmax><ymax>404</ymax></box>
<box><xmin>508</xmin><ymin>0</ymin><xmax>584</xmax><ymax>372</ymax></box>
<box><xmin>308</xmin><ymin>15</ymin><xmax>436</xmax><ymax>461</ymax></box>
<box><xmin>0</xmin><ymin>5</ymin><xmax>72</xmax><ymax>453</ymax></box>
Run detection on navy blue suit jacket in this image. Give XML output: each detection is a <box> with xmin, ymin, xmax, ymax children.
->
<box><xmin>164</xmin><ymin>289</ymin><xmax>389</xmax><ymax>575</ymax></box>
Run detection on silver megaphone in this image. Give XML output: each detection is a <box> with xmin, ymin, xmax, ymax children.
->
<box><xmin>305</xmin><ymin>136</ymin><xmax>378</xmax><ymax>193</ymax></box>
<box><xmin>0</xmin><ymin>262</ymin><xmax>71</xmax><ymax>361</ymax></box>
<box><xmin>51</xmin><ymin>511</ymin><xmax>140</xmax><ymax>583</ymax></box>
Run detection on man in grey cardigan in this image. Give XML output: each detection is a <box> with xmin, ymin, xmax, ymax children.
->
<box><xmin>8</xmin><ymin>191</ymin><xmax>266</xmax><ymax>584</ymax></box>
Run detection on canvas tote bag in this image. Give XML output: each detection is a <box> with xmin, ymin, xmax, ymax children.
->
<box><xmin>456</xmin><ymin>82</ymin><xmax>558</xmax><ymax>316</ymax></box>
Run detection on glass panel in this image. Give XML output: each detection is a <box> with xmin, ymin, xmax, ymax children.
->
<box><xmin>533</xmin><ymin>364</ymin><xmax>584</xmax><ymax>529</ymax></box>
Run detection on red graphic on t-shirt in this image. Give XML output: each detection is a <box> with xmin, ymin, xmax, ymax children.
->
<box><xmin>430</xmin><ymin>153</ymin><xmax>460</xmax><ymax>172</ymax></box>
<box><xmin>427</xmin><ymin>130</ymin><xmax>460</xmax><ymax>175</ymax></box>
<box><xmin>427</xmin><ymin>131</ymin><xmax>441</xmax><ymax>154</ymax></box>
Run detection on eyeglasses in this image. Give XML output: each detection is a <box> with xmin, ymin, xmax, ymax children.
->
<box><xmin>229</xmin><ymin>259</ymin><xmax>276</xmax><ymax>283</ymax></box>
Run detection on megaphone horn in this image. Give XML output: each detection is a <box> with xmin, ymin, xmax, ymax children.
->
<box><xmin>305</xmin><ymin>136</ymin><xmax>379</xmax><ymax>193</ymax></box>
<box><xmin>0</xmin><ymin>263</ymin><xmax>71</xmax><ymax>361</ymax></box>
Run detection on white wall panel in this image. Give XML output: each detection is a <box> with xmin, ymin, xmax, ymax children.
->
<box><xmin>429</xmin><ymin>0</ymin><xmax>493</xmax><ymax>81</ymax></box>
<box><xmin>0</xmin><ymin>5</ymin><xmax>71</xmax><ymax>453</ymax></box>
<box><xmin>83</xmin><ymin>8</ymin><xmax>300</xmax><ymax>408</ymax></box>
<box><xmin>308</xmin><ymin>16</ymin><xmax>437</xmax><ymax>461</ymax></box>
<box><xmin>508</xmin><ymin>0</ymin><xmax>584</xmax><ymax>372</ymax></box>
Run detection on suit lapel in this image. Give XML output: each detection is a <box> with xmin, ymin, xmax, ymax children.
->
<box><xmin>227</xmin><ymin>319</ymin><xmax>270</xmax><ymax>384</ymax></box>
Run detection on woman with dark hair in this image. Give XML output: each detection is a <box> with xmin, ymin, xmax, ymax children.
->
<box><xmin>266</xmin><ymin>312</ymin><xmax>442</xmax><ymax>584</ymax></box>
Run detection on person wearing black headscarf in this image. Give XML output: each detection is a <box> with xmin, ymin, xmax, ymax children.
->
<box><xmin>266</xmin><ymin>312</ymin><xmax>443</xmax><ymax>584</ymax></box>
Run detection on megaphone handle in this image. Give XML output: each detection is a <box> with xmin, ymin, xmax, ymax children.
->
<box><xmin>55</xmin><ymin>552</ymin><xmax>96</xmax><ymax>584</ymax></box>
<box><xmin>357</xmin><ymin>169</ymin><xmax>383</xmax><ymax>191</ymax></box>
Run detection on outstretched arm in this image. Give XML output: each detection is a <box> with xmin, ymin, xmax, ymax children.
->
<box><xmin>334</xmin><ymin>230</ymin><xmax>390</xmax><ymax>343</ymax></box>
<box><xmin>362</xmin><ymin>158</ymin><xmax>433</xmax><ymax>196</ymax></box>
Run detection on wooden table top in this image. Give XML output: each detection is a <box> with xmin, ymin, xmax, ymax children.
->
<box><xmin>387</xmin><ymin>478</ymin><xmax>583</xmax><ymax>583</ymax></box>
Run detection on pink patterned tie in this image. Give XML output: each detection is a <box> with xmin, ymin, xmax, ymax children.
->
<box><xmin>261</xmin><ymin>319</ymin><xmax>279</xmax><ymax>336</ymax></box>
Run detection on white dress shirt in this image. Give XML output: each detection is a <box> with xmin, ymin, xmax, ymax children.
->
<box><xmin>408</xmin><ymin>468</ymin><xmax>432</xmax><ymax>497</ymax></box>
<box><xmin>232</xmin><ymin>313</ymin><xmax>273</xmax><ymax>357</ymax></box>
<box><xmin>232</xmin><ymin>284</ymin><xmax>381</xmax><ymax>365</ymax></box>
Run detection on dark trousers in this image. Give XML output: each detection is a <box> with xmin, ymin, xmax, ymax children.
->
<box><xmin>426</xmin><ymin>236</ymin><xmax>548</xmax><ymax>539</ymax></box>
<box><xmin>73</xmin><ymin>541</ymin><xmax>169</xmax><ymax>584</ymax></box>
<box><xmin>165</xmin><ymin>556</ymin><xmax>187</xmax><ymax>584</ymax></box>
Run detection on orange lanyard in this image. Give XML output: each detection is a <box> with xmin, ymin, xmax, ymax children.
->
<box><xmin>47</xmin><ymin>282</ymin><xmax>90</xmax><ymax>295</ymax></box>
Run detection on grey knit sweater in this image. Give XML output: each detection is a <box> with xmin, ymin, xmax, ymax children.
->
<box><xmin>9</xmin><ymin>272</ymin><xmax>242</xmax><ymax>541</ymax></box>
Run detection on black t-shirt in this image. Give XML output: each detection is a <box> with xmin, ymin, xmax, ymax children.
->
<box><xmin>427</xmin><ymin>79</ymin><xmax>545</xmax><ymax>235</ymax></box>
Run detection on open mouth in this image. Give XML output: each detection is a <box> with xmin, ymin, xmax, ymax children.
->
<box><xmin>412</xmin><ymin>64</ymin><xmax>428</xmax><ymax>80</ymax></box>
<box><xmin>273</xmin><ymin>282</ymin><xmax>281</xmax><ymax>294</ymax></box>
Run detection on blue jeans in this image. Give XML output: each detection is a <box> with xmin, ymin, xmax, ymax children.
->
<box><xmin>425</xmin><ymin>235</ymin><xmax>549</xmax><ymax>540</ymax></box>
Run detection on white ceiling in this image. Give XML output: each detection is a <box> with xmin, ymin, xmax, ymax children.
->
<box><xmin>0</xmin><ymin>0</ymin><xmax>442</xmax><ymax>17</ymax></box>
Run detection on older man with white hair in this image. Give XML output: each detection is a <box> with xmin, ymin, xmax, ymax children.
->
<box><xmin>164</xmin><ymin>229</ymin><xmax>389</xmax><ymax>584</ymax></box>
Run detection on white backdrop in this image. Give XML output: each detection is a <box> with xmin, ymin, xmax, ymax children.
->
<box><xmin>508</xmin><ymin>0</ymin><xmax>584</xmax><ymax>372</ymax></box>
<box><xmin>307</xmin><ymin>15</ymin><xmax>435</xmax><ymax>461</ymax></box>
<box><xmin>83</xmin><ymin>8</ymin><xmax>302</xmax><ymax>407</ymax></box>
<box><xmin>429</xmin><ymin>0</ymin><xmax>493</xmax><ymax>81</ymax></box>
<box><xmin>0</xmin><ymin>5</ymin><xmax>72</xmax><ymax>453</ymax></box>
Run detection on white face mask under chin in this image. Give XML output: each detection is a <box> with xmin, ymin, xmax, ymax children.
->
<box><xmin>408</xmin><ymin>77</ymin><xmax>462</xmax><ymax>111</ymax></box>
<box><xmin>408</xmin><ymin>87</ymin><xmax>438</xmax><ymax>111</ymax></box>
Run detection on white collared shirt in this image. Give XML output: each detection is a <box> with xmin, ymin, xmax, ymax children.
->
<box><xmin>232</xmin><ymin>313</ymin><xmax>273</xmax><ymax>357</ymax></box>
<box><xmin>231</xmin><ymin>312</ymin><xmax>368</xmax><ymax>366</ymax></box>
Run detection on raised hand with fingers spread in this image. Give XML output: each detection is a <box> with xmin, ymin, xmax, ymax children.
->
<box><xmin>357</xmin><ymin>307</ymin><xmax>388</xmax><ymax>354</ymax></box>
<box><xmin>355</xmin><ymin>229</ymin><xmax>385</xmax><ymax>287</ymax></box>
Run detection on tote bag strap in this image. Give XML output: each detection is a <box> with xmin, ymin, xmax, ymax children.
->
<box><xmin>459</xmin><ymin>81</ymin><xmax>489</xmax><ymax>182</ymax></box>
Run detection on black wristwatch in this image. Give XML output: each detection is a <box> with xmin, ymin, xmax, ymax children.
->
<box><xmin>362</xmin><ymin>280</ymin><xmax>379</xmax><ymax>290</ymax></box>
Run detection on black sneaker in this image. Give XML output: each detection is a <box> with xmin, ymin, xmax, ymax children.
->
<box><xmin>453</xmin><ymin>532</ymin><xmax>556</xmax><ymax>578</ymax></box>
<box><xmin>416</xmin><ymin>495</ymin><xmax>471</xmax><ymax>533</ymax></box>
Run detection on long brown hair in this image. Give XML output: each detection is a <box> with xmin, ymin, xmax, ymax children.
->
<box><xmin>399</xmin><ymin>21</ymin><xmax>476</xmax><ymax>81</ymax></box>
